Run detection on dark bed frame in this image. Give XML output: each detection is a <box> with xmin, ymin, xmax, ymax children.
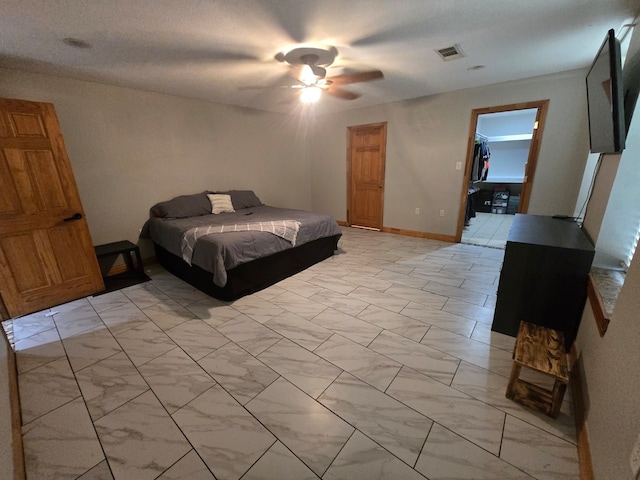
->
<box><xmin>153</xmin><ymin>234</ymin><xmax>341</xmax><ymax>301</ymax></box>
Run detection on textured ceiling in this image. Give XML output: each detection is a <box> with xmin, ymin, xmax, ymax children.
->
<box><xmin>1</xmin><ymin>0</ymin><xmax>638</xmax><ymax>114</ymax></box>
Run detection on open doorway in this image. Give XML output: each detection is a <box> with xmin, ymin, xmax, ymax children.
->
<box><xmin>456</xmin><ymin>100</ymin><xmax>549</xmax><ymax>247</ymax></box>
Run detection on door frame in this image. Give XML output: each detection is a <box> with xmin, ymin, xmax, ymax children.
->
<box><xmin>346</xmin><ymin>122</ymin><xmax>387</xmax><ymax>229</ymax></box>
<box><xmin>455</xmin><ymin>100</ymin><xmax>549</xmax><ymax>242</ymax></box>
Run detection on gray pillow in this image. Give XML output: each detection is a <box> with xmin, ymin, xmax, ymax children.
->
<box><xmin>150</xmin><ymin>192</ymin><xmax>212</xmax><ymax>218</ymax></box>
<box><xmin>217</xmin><ymin>190</ymin><xmax>263</xmax><ymax>210</ymax></box>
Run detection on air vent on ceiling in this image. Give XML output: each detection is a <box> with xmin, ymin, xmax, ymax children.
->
<box><xmin>436</xmin><ymin>44</ymin><xmax>465</xmax><ymax>61</ymax></box>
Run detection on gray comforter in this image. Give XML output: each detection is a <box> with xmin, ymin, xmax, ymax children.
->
<box><xmin>147</xmin><ymin>205</ymin><xmax>342</xmax><ymax>287</ymax></box>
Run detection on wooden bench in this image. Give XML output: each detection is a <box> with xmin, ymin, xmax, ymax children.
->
<box><xmin>505</xmin><ymin>321</ymin><xmax>569</xmax><ymax>418</ymax></box>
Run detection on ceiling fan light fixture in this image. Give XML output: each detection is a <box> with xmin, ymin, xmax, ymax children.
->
<box><xmin>310</xmin><ymin>65</ymin><xmax>326</xmax><ymax>79</ymax></box>
<box><xmin>300</xmin><ymin>65</ymin><xmax>319</xmax><ymax>85</ymax></box>
<box><xmin>264</xmin><ymin>45</ymin><xmax>380</xmax><ymax>104</ymax></box>
<box><xmin>300</xmin><ymin>86</ymin><xmax>322</xmax><ymax>104</ymax></box>
<box><xmin>279</xmin><ymin>47</ymin><xmax>337</xmax><ymax>67</ymax></box>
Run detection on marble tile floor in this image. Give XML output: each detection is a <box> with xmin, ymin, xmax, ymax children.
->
<box><xmin>462</xmin><ymin>212</ymin><xmax>514</xmax><ymax>249</ymax></box>
<box><xmin>2</xmin><ymin>227</ymin><xmax>579</xmax><ymax>480</ymax></box>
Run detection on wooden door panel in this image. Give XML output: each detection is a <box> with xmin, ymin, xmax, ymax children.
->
<box><xmin>5</xmin><ymin>149</ymin><xmax>39</xmax><ymax>214</ymax></box>
<box><xmin>0</xmin><ymin>152</ymin><xmax>21</xmax><ymax>214</ymax></box>
<box><xmin>0</xmin><ymin>113</ymin><xmax>11</xmax><ymax>137</ymax></box>
<box><xmin>2</xmin><ymin>225</ymin><xmax>96</xmax><ymax>274</ymax></box>
<box><xmin>0</xmin><ymin>97</ymin><xmax>103</xmax><ymax>318</ymax></box>
<box><xmin>355</xmin><ymin>149</ymin><xmax>379</xmax><ymax>181</ymax></box>
<box><xmin>0</xmin><ymin>224</ymin><xmax>102</xmax><ymax>314</ymax></box>
<box><xmin>352</xmin><ymin>189</ymin><xmax>381</xmax><ymax>224</ymax></box>
<box><xmin>26</xmin><ymin>150</ymin><xmax>67</xmax><ymax>209</ymax></box>
<box><xmin>9</xmin><ymin>110</ymin><xmax>47</xmax><ymax>137</ymax></box>
<box><xmin>49</xmin><ymin>226</ymin><xmax>90</xmax><ymax>281</ymax></box>
<box><xmin>4</xmin><ymin>149</ymin><xmax>68</xmax><ymax>214</ymax></box>
<box><xmin>1</xmin><ymin>234</ymin><xmax>49</xmax><ymax>292</ymax></box>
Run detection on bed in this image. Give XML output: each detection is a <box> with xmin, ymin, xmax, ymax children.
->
<box><xmin>145</xmin><ymin>190</ymin><xmax>342</xmax><ymax>301</ymax></box>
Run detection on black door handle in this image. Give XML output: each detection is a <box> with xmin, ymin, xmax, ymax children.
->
<box><xmin>63</xmin><ymin>213</ymin><xmax>83</xmax><ymax>222</ymax></box>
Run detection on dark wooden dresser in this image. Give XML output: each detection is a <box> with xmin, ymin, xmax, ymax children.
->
<box><xmin>491</xmin><ymin>214</ymin><xmax>595</xmax><ymax>348</ymax></box>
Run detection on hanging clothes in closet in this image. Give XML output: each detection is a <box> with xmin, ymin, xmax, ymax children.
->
<box><xmin>471</xmin><ymin>137</ymin><xmax>491</xmax><ymax>181</ymax></box>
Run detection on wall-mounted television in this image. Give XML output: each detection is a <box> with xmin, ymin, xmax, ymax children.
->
<box><xmin>586</xmin><ymin>29</ymin><xmax>625</xmax><ymax>154</ymax></box>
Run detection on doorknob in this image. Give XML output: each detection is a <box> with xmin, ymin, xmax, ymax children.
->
<box><xmin>378</xmin><ymin>184</ymin><xmax>383</xmax><ymax>189</ymax></box>
<box><xmin>63</xmin><ymin>213</ymin><xmax>83</xmax><ymax>222</ymax></box>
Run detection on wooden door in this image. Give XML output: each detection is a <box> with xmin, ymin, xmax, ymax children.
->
<box><xmin>0</xmin><ymin>98</ymin><xmax>104</xmax><ymax>318</ymax></box>
<box><xmin>347</xmin><ymin>122</ymin><xmax>387</xmax><ymax>230</ymax></box>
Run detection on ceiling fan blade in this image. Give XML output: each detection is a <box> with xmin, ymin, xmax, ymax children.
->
<box><xmin>326</xmin><ymin>86</ymin><xmax>361</xmax><ymax>100</ymax></box>
<box><xmin>327</xmin><ymin>69</ymin><xmax>384</xmax><ymax>86</ymax></box>
<box><xmin>310</xmin><ymin>65</ymin><xmax>327</xmax><ymax>78</ymax></box>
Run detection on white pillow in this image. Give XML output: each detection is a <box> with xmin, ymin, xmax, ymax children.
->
<box><xmin>207</xmin><ymin>194</ymin><xmax>235</xmax><ymax>214</ymax></box>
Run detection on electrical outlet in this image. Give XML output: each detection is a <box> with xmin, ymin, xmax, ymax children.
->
<box><xmin>415</xmin><ymin>207</ymin><xmax>420</xmax><ymax>215</ymax></box>
<box><xmin>455</xmin><ymin>161</ymin><xmax>462</xmax><ymax>170</ymax></box>
<box><xmin>631</xmin><ymin>432</ymin><xmax>640</xmax><ymax>478</ymax></box>
<box><xmin>439</xmin><ymin>209</ymin><xmax>445</xmax><ymax>217</ymax></box>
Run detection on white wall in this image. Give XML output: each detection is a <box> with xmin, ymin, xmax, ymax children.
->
<box><xmin>484</xmin><ymin>140</ymin><xmax>530</xmax><ymax>183</ymax></box>
<box><xmin>309</xmin><ymin>70</ymin><xmax>591</xmax><ymax>235</ymax></box>
<box><xmin>0</xmin><ymin>68</ymin><xmax>311</xmax><ymax>258</ymax></box>
<box><xmin>576</xmin><ymin>250</ymin><xmax>640</xmax><ymax>480</ymax></box>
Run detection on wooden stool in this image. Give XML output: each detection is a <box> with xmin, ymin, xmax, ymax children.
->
<box><xmin>505</xmin><ymin>321</ymin><xmax>569</xmax><ymax>418</ymax></box>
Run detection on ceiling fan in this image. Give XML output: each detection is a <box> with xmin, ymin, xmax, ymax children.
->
<box><xmin>243</xmin><ymin>46</ymin><xmax>384</xmax><ymax>102</ymax></box>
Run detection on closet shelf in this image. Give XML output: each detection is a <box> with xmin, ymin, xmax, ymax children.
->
<box><xmin>484</xmin><ymin>176</ymin><xmax>524</xmax><ymax>183</ymax></box>
<box><xmin>487</xmin><ymin>133</ymin><xmax>532</xmax><ymax>142</ymax></box>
